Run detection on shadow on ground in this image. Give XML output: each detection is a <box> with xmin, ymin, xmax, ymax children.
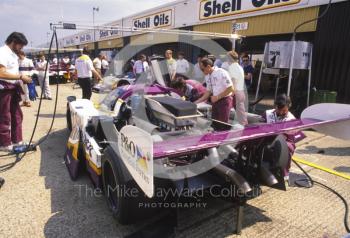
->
<box><xmin>39</xmin><ymin>129</ymin><xmax>271</xmax><ymax>238</ymax></box>
<box><xmin>297</xmin><ymin>145</ymin><xmax>350</xmax><ymax>156</ymax></box>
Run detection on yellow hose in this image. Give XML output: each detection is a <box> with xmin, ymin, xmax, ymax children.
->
<box><xmin>292</xmin><ymin>156</ymin><xmax>350</xmax><ymax>180</ymax></box>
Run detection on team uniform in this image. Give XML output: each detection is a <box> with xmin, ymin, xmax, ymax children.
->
<box><xmin>101</xmin><ymin>59</ymin><xmax>109</xmax><ymax>75</ymax></box>
<box><xmin>192</xmin><ymin>63</ymin><xmax>204</xmax><ymax>82</ymax></box>
<box><xmin>0</xmin><ymin>45</ymin><xmax>23</xmax><ymax>147</ymax></box>
<box><xmin>205</xmin><ymin>67</ymin><xmax>233</xmax><ymax>130</ymax></box>
<box><xmin>75</xmin><ymin>54</ymin><xmax>94</xmax><ymax>99</ymax></box>
<box><xmin>228</xmin><ymin>62</ymin><xmax>247</xmax><ymax>125</ymax></box>
<box><xmin>264</xmin><ymin>109</ymin><xmax>298</xmax><ymax>177</ymax></box>
<box><xmin>176</xmin><ymin>58</ymin><xmax>189</xmax><ymax>78</ymax></box>
<box><xmin>36</xmin><ymin>59</ymin><xmax>52</xmax><ymax>99</ymax></box>
<box><xmin>18</xmin><ymin>57</ymin><xmax>34</xmax><ymax>103</ymax></box>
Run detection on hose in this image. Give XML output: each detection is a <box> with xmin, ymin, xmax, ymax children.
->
<box><xmin>0</xmin><ymin>29</ymin><xmax>60</xmax><ymax>172</ymax></box>
<box><xmin>292</xmin><ymin>159</ymin><xmax>350</xmax><ymax>233</ymax></box>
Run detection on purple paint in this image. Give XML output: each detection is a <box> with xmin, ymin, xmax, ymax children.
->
<box><xmin>153</xmin><ymin>118</ymin><xmax>347</xmax><ymax>158</ymax></box>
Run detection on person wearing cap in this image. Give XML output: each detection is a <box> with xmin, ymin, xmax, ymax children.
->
<box><xmin>195</xmin><ymin>58</ymin><xmax>235</xmax><ymax>131</ymax></box>
<box><xmin>0</xmin><ymin>32</ymin><xmax>32</xmax><ymax>151</ymax></box>
<box><xmin>227</xmin><ymin>50</ymin><xmax>248</xmax><ymax>126</ymax></box>
<box><xmin>75</xmin><ymin>47</ymin><xmax>102</xmax><ymax>99</ymax></box>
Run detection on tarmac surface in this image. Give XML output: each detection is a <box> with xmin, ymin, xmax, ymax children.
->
<box><xmin>0</xmin><ymin>83</ymin><xmax>350</xmax><ymax>238</ymax></box>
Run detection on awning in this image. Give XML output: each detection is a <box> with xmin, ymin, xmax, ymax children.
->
<box><xmin>130</xmin><ymin>33</ymin><xmax>179</xmax><ymax>46</ymax></box>
<box><xmin>98</xmin><ymin>38</ymin><xmax>123</xmax><ymax>49</ymax></box>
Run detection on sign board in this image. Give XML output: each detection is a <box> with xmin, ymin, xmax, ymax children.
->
<box><xmin>264</xmin><ymin>41</ymin><xmax>312</xmax><ymax>69</ymax></box>
<box><xmin>199</xmin><ymin>0</ymin><xmax>302</xmax><ymax>20</ymax></box>
<box><xmin>118</xmin><ymin>126</ymin><xmax>154</xmax><ymax>198</ymax></box>
<box><xmin>79</xmin><ymin>33</ymin><xmax>92</xmax><ymax>43</ymax></box>
<box><xmin>133</xmin><ymin>9</ymin><xmax>172</xmax><ymax>29</ymax></box>
<box><xmin>232</xmin><ymin>22</ymin><xmax>248</xmax><ymax>31</ymax></box>
<box><xmin>99</xmin><ymin>28</ymin><xmax>120</xmax><ymax>40</ymax></box>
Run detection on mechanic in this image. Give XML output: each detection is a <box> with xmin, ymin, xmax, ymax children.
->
<box><xmin>18</xmin><ymin>51</ymin><xmax>35</xmax><ymax>107</ymax></box>
<box><xmin>101</xmin><ymin>55</ymin><xmax>109</xmax><ymax>76</ymax></box>
<box><xmin>170</xmin><ymin>77</ymin><xmax>206</xmax><ymax>102</ymax></box>
<box><xmin>165</xmin><ymin>49</ymin><xmax>177</xmax><ymax>83</ymax></box>
<box><xmin>176</xmin><ymin>51</ymin><xmax>190</xmax><ymax>79</ymax></box>
<box><xmin>93</xmin><ymin>52</ymin><xmax>103</xmax><ymax>76</ymax></box>
<box><xmin>0</xmin><ymin>32</ymin><xmax>32</xmax><ymax>152</ymax></box>
<box><xmin>192</xmin><ymin>54</ymin><xmax>205</xmax><ymax>83</ymax></box>
<box><xmin>133</xmin><ymin>54</ymin><xmax>149</xmax><ymax>81</ymax></box>
<box><xmin>227</xmin><ymin>50</ymin><xmax>247</xmax><ymax>126</ymax></box>
<box><xmin>241</xmin><ymin>54</ymin><xmax>254</xmax><ymax>89</ymax></box>
<box><xmin>263</xmin><ymin>94</ymin><xmax>297</xmax><ymax>182</ymax></box>
<box><xmin>195</xmin><ymin>58</ymin><xmax>235</xmax><ymax>131</ymax></box>
<box><xmin>75</xmin><ymin>47</ymin><xmax>102</xmax><ymax>100</ymax></box>
<box><xmin>36</xmin><ymin>54</ymin><xmax>52</xmax><ymax>100</ymax></box>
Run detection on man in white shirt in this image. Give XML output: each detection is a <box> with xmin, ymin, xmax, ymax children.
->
<box><xmin>93</xmin><ymin>53</ymin><xmax>103</xmax><ymax>76</ymax></box>
<box><xmin>133</xmin><ymin>54</ymin><xmax>149</xmax><ymax>81</ymax></box>
<box><xmin>0</xmin><ymin>32</ymin><xmax>32</xmax><ymax>151</ymax></box>
<box><xmin>18</xmin><ymin>51</ymin><xmax>35</xmax><ymax>107</ymax></box>
<box><xmin>36</xmin><ymin>54</ymin><xmax>52</xmax><ymax>100</ymax></box>
<box><xmin>176</xmin><ymin>51</ymin><xmax>189</xmax><ymax>78</ymax></box>
<box><xmin>227</xmin><ymin>51</ymin><xmax>248</xmax><ymax>126</ymax></box>
<box><xmin>192</xmin><ymin>54</ymin><xmax>205</xmax><ymax>83</ymax></box>
<box><xmin>195</xmin><ymin>58</ymin><xmax>235</xmax><ymax>130</ymax></box>
<box><xmin>165</xmin><ymin>49</ymin><xmax>177</xmax><ymax>83</ymax></box>
<box><xmin>101</xmin><ymin>55</ymin><xmax>109</xmax><ymax>76</ymax></box>
<box><xmin>75</xmin><ymin>47</ymin><xmax>102</xmax><ymax>99</ymax></box>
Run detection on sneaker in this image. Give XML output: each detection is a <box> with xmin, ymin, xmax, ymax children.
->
<box><xmin>284</xmin><ymin>176</ymin><xmax>290</xmax><ymax>187</ymax></box>
<box><xmin>0</xmin><ymin>145</ymin><xmax>13</xmax><ymax>152</ymax></box>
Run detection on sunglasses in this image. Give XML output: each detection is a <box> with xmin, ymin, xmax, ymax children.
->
<box><xmin>243</xmin><ymin>59</ymin><xmax>249</xmax><ymax>62</ymax></box>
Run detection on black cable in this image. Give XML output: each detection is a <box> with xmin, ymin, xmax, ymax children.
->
<box><xmin>0</xmin><ymin>29</ymin><xmax>59</xmax><ymax>172</ymax></box>
<box><xmin>292</xmin><ymin>0</ymin><xmax>332</xmax><ymax>40</ymax></box>
<box><xmin>292</xmin><ymin>159</ymin><xmax>350</xmax><ymax>233</ymax></box>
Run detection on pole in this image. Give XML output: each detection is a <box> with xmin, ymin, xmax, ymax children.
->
<box><xmin>307</xmin><ymin>46</ymin><xmax>313</xmax><ymax>106</ymax></box>
<box><xmin>254</xmin><ymin>43</ymin><xmax>267</xmax><ymax>103</ymax></box>
<box><xmin>287</xmin><ymin>40</ymin><xmax>296</xmax><ymax>97</ymax></box>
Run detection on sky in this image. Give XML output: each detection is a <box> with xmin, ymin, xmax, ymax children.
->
<box><xmin>0</xmin><ymin>0</ymin><xmax>175</xmax><ymax>47</ymax></box>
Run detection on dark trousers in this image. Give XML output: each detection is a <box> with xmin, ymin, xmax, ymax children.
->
<box><xmin>0</xmin><ymin>88</ymin><xmax>23</xmax><ymax>146</ymax></box>
<box><xmin>211</xmin><ymin>96</ymin><xmax>233</xmax><ymax>131</ymax></box>
<box><xmin>78</xmin><ymin>78</ymin><xmax>92</xmax><ymax>99</ymax></box>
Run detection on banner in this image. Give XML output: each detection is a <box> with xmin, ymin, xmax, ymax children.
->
<box><xmin>264</xmin><ymin>41</ymin><xmax>312</xmax><ymax>69</ymax></box>
<box><xmin>133</xmin><ymin>9</ymin><xmax>172</xmax><ymax>29</ymax></box>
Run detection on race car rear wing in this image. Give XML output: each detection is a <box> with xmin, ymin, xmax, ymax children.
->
<box><xmin>153</xmin><ymin>103</ymin><xmax>350</xmax><ymax>159</ymax></box>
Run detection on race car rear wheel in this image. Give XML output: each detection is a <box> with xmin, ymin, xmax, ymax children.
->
<box><xmin>102</xmin><ymin>146</ymin><xmax>134</xmax><ymax>224</ymax></box>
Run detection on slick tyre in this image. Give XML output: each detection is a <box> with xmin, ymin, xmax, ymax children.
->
<box><xmin>102</xmin><ymin>146</ymin><xmax>137</xmax><ymax>224</ymax></box>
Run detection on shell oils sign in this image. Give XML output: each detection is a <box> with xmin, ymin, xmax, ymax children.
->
<box><xmin>199</xmin><ymin>0</ymin><xmax>302</xmax><ymax>20</ymax></box>
<box><xmin>133</xmin><ymin>9</ymin><xmax>172</xmax><ymax>29</ymax></box>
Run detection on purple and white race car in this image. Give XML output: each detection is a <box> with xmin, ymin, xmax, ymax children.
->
<box><xmin>64</xmin><ymin>61</ymin><xmax>350</xmax><ymax>234</ymax></box>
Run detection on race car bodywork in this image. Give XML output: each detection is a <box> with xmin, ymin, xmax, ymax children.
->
<box><xmin>64</xmin><ymin>82</ymin><xmax>350</xmax><ymax>233</ymax></box>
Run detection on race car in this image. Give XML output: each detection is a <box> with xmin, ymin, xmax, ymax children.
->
<box><xmin>64</xmin><ymin>59</ymin><xmax>350</xmax><ymax>234</ymax></box>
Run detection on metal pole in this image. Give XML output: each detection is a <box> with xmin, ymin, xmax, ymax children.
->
<box><xmin>254</xmin><ymin>43</ymin><xmax>267</xmax><ymax>102</ymax></box>
<box><xmin>307</xmin><ymin>46</ymin><xmax>313</xmax><ymax>106</ymax></box>
<box><xmin>232</xmin><ymin>38</ymin><xmax>236</xmax><ymax>51</ymax></box>
<box><xmin>287</xmin><ymin>40</ymin><xmax>296</xmax><ymax>97</ymax></box>
<box><xmin>274</xmin><ymin>76</ymin><xmax>280</xmax><ymax>101</ymax></box>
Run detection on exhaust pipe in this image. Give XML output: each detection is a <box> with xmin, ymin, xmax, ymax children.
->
<box><xmin>260</xmin><ymin>162</ymin><xmax>278</xmax><ymax>186</ymax></box>
<box><xmin>213</xmin><ymin>163</ymin><xmax>252</xmax><ymax>194</ymax></box>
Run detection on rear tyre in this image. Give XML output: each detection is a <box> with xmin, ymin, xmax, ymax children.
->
<box><xmin>102</xmin><ymin>146</ymin><xmax>135</xmax><ymax>224</ymax></box>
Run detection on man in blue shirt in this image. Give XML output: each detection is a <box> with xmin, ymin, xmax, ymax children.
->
<box><xmin>241</xmin><ymin>54</ymin><xmax>254</xmax><ymax>89</ymax></box>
